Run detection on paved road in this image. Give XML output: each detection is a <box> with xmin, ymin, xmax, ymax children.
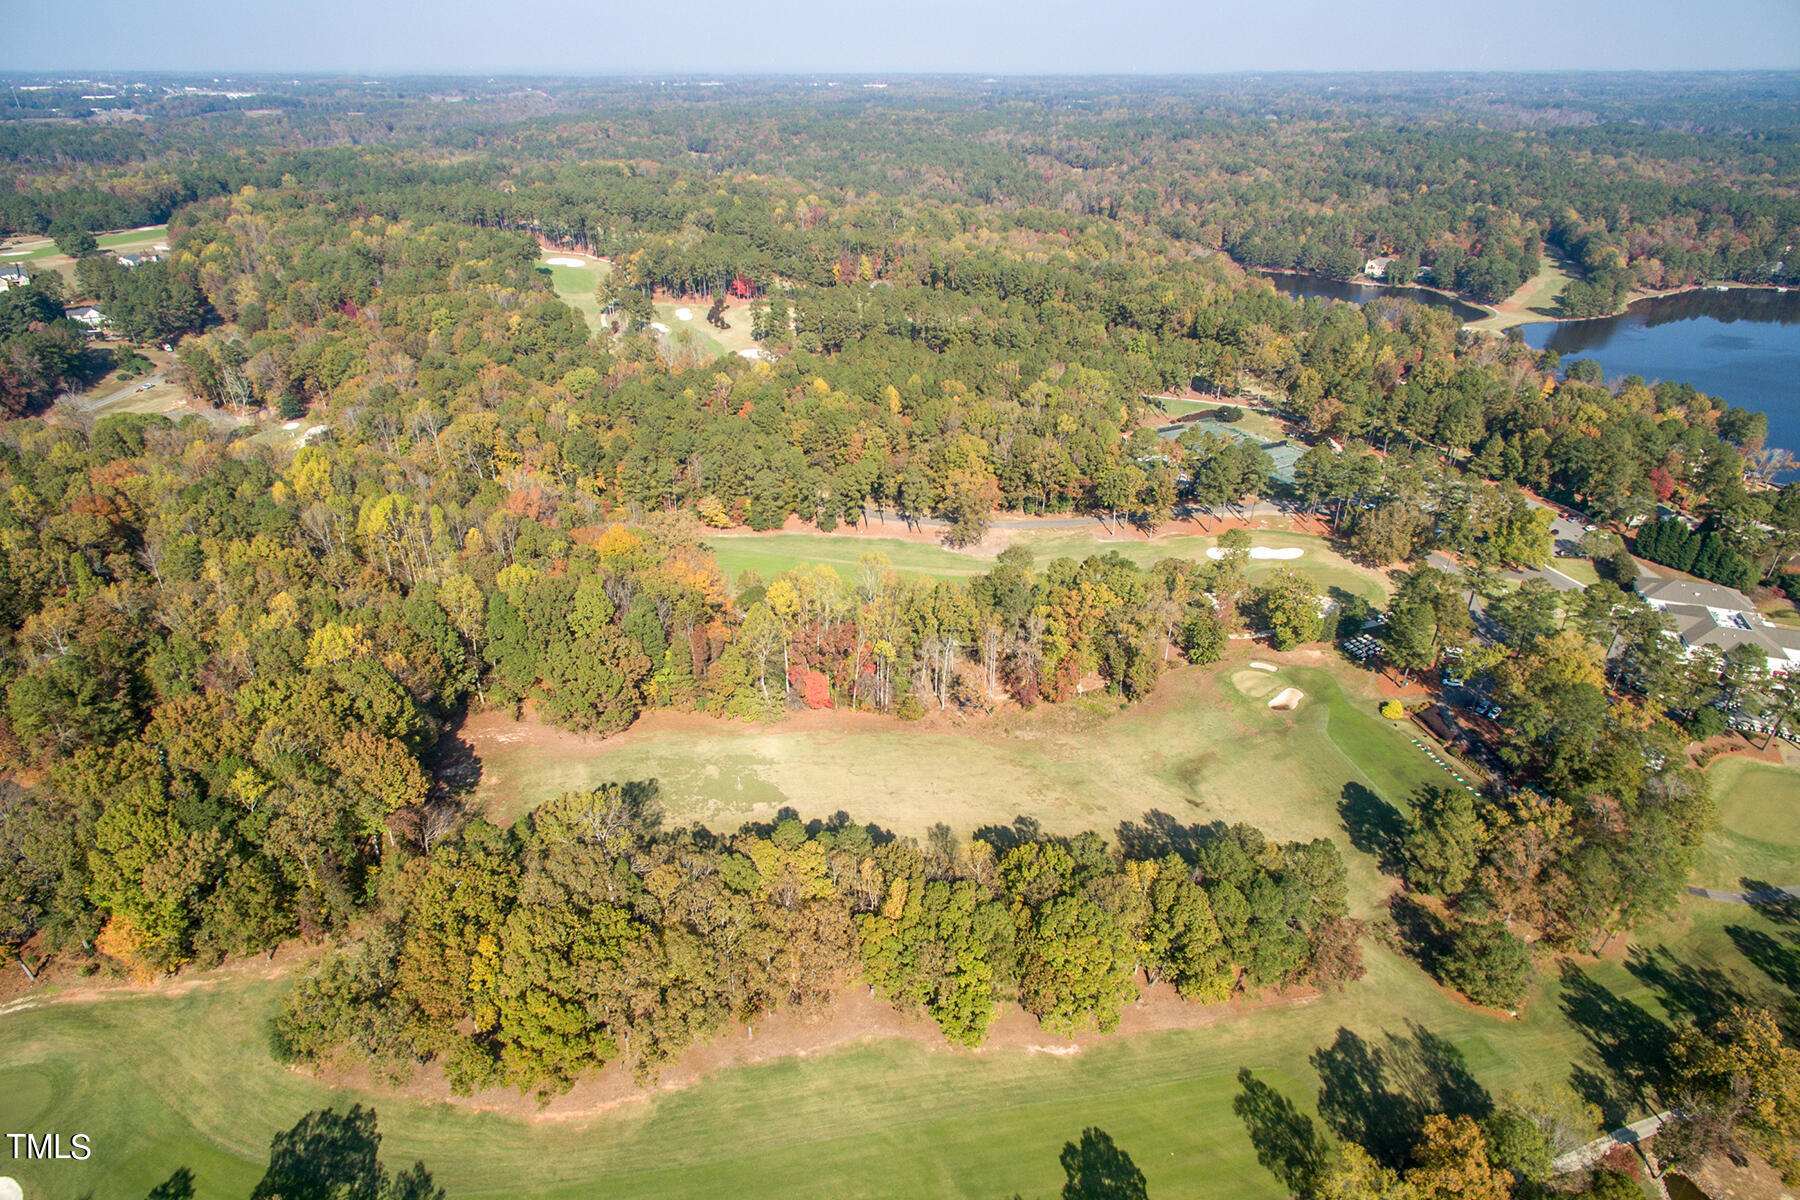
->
<box><xmin>1686</xmin><ymin>883</ymin><xmax>1800</xmax><ymax>904</ymax></box>
<box><xmin>73</xmin><ymin>370</ymin><xmax>166</xmax><ymax>412</ymax></box>
<box><xmin>1551</xmin><ymin>1112</ymin><xmax>1671</xmax><ymax>1175</ymax></box>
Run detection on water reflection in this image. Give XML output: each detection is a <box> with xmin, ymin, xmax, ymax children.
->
<box><xmin>1253</xmin><ymin>269</ymin><xmax>1491</xmax><ymax>323</ymax></box>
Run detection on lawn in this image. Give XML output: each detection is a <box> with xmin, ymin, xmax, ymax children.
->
<box><xmin>652</xmin><ymin>301</ymin><xmax>760</xmax><ymax>359</ymax></box>
<box><xmin>8</xmin><ymin>649</ymin><xmax>1797</xmax><ymax>1199</ymax></box>
<box><xmin>708</xmin><ymin>527</ymin><xmax>1391</xmax><ymax>607</ymax></box>
<box><xmin>537</xmin><ymin>252</ymin><xmax>612</xmax><ymax>330</ymax></box>
<box><xmin>1465</xmin><ymin>253</ymin><xmax>1578</xmax><ymax>334</ymax></box>
<box><xmin>467</xmin><ymin>655</ymin><xmax>1441</xmax><ymax>918</ymax></box>
<box><xmin>5</xmin><ymin>892</ymin><xmax>1790</xmax><ymax>1200</ymax></box>
<box><xmin>0</xmin><ymin>225</ymin><xmax>169</xmax><ymax>278</ymax></box>
<box><xmin>1691</xmin><ymin>756</ymin><xmax>1800</xmax><ymax>890</ymax></box>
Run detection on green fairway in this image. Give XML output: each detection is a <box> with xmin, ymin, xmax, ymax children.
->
<box><xmin>6</xmin><ymin>893</ymin><xmax>1791</xmax><ymax>1200</ymax></box>
<box><xmin>1692</xmin><ymin>756</ymin><xmax>1800</xmax><ymax>889</ymax></box>
<box><xmin>8</xmin><ymin>656</ymin><xmax>1795</xmax><ymax>1200</ymax></box>
<box><xmin>708</xmin><ymin>527</ymin><xmax>1390</xmax><ymax>607</ymax></box>
<box><xmin>537</xmin><ymin>252</ymin><xmax>613</xmax><ymax>329</ymax></box>
<box><xmin>467</xmin><ymin>656</ymin><xmax>1439</xmax><ymax>920</ymax></box>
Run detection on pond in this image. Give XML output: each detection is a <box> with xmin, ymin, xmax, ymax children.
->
<box><xmin>1253</xmin><ymin>269</ymin><xmax>1493</xmax><ymax>323</ymax></box>
<box><xmin>1520</xmin><ymin>287</ymin><xmax>1800</xmax><ymax>465</ymax></box>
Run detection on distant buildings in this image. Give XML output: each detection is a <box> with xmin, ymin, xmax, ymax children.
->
<box><xmin>1635</xmin><ymin>577</ymin><xmax>1800</xmax><ymax>674</ymax></box>
<box><xmin>0</xmin><ymin>264</ymin><xmax>29</xmax><ymax>291</ymax></box>
<box><xmin>115</xmin><ymin>252</ymin><xmax>160</xmax><ymax>268</ymax></box>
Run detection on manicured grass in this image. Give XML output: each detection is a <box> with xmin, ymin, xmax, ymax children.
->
<box><xmin>1465</xmin><ymin>253</ymin><xmax>1577</xmax><ymax>333</ymax></box>
<box><xmin>1550</xmin><ymin>557</ymin><xmax>1603</xmax><ymax>587</ymax></box>
<box><xmin>537</xmin><ymin>254</ymin><xmax>612</xmax><ymax>330</ymax></box>
<box><xmin>9</xmin><ymin>654</ymin><xmax>1797</xmax><ymax>1199</ymax></box>
<box><xmin>1692</xmin><ymin>757</ymin><xmax>1800</xmax><ymax>889</ymax></box>
<box><xmin>471</xmin><ymin>656</ymin><xmax>1440</xmax><ymax>918</ymax></box>
<box><xmin>708</xmin><ymin>530</ymin><xmax>987</xmax><ymax>583</ymax></box>
<box><xmin>0</xmin><ymin>225</ymin><xmax>169</xmax><ymax>274</ymax></box>
<box><xmin>708</xmin><ymin>528</ymin><xmax>1391</xmax><ymax>607</ymax></box>
<box><xmin>653</xmin><ymin>302</ymin><xmax>761</xmax><ymax>359</ymax></box>
<box><xmin>7</xmin><ymin>893</ymin><xmax>1791</xmax><ymax>1200</ymax></box>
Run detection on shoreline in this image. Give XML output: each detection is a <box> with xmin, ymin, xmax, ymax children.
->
<box><xmin>1250</xmin><ymin>263</ymin><xmax>1794</xmax><ymax>333</ymax></box>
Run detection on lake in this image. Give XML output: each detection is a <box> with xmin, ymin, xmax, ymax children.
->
<box><xmin>1521</xmin><ymin>288</ymin><xmax>1800</xmax><ymax>462</ymax></box>
<box><xmin>1254</xmin><ymin>269</ymin><xmax>1492</xmax><ymax>323</ymax></box>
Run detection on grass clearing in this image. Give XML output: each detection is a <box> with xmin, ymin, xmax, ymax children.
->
<box><xmin>6</xmin><ymin>893</ymin><xmax>1791</xmax><ymax>1200</ymax></box>
<box><xmin>1692</xmin><ymin>756</ymin><xmax>1800</xmax><ymax>889</ymax></box>
<box><xmin>537</xmin><ymin>253</ymin><xmax>613</xmax><ymax>330</ymax></box>
<box><xmin>466</xmin><ymin>655</ymin><xmax>1440</xmax><ymax>918</ymax></box>
<box><xmin>1465</xmin><ymin>253</ymin><xmax>1577</xmax><ymax>334</ymax></box>
<box><xmin>707</xmin><ymin>527</ymin><xmax>1391</xmax><ymax>607</ymax></box>
<box><xmin>7</xmin><ymin>652</ymin><xmax>1797</xmax><ymax>1199</ymax></box>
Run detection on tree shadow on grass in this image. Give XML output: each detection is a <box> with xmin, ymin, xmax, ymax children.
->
<box><xmin>1625</xmin><ymin>944</ymin><xmax>1752</xmax><ymax>1029</ymax></box>
<box><xmin>974</xmin><ymin>815</ymin><xmax>1048</xmax><ymax>856</ymax></box>
<box><xmin>1114</xmin><ymin>811</ymin><xmax>1230</xmax><ymax>863</ymax></box>
<box><xmin>250</xmin><ymin>1105</ymin><xmax>443</xmax><ymax>1200</ymax></box>
<box><xmin>1388</xmin><ymin>893</ymin><xmax>1451</xmax><ymax>978</ymax></box>
<box><xmin>1059</xmin><ymin>1127</ymin><xmax>1149</xmax><ymax>1200</ymax></box>
<box><xmin>1339</xmin><ymin>782</ymin><xmax>1407</xmax><ymax>876</ymax></box>
<box><xmin>1233</xmin><ymin>1068</ymin><xmax>1330</xmax><ymax>1194</ymax></box>
<box><xmin>1310</xmin><ymin>1022</ymin><xmax>1490</xmax><ymax>1169</ymax></box>
<box><xmin>1556</xmin><ymin>963</ymin><xmax>1671</xmax><ymax>1130</ymax></box>
<box><xmin>145</xmin><ymin>1169</ymin><xmax>195</xmax><ymax>1200</ymax></box>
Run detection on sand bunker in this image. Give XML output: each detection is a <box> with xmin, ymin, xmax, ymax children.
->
<box><xmin>1206</xmin><ymin>546</ymin><xmax>1304</xmax><ymax>560</ymax></box>
<box><xmin>649</xmin><ymin>321</ymin><xmax>670</xmax><ymax>333</ymax></box>
<box><xmin>544</xmin><ymin>256</ymin><xmax>586</xmax><ymax>267</ymax></box>
<box><xmin>1249</xmin><ymin>662</ymin><xmax>1278</xmax><ymax>672</ymax></box>
<box><xmin>283</xmin><ymin>420</ymin><xmax>301</xmax><ymax>430</ymax></box>
<box><xmin>154</xmin><ymin>243</ymin><xmax>170</xmax><ymax>252</ymax></box>
<box><xmin>674</xmin><ymin>307</ymin><xmax>694</xmax><ymax>321</ymax></box>
<box><xmin>738</xmin><ymin>348</ymin><xmax>765</xmax><ymax>360</ymax></box>
<box><xmin>1268</xmin><ymin>687</ymin><xmax>1305</xmax><ymax>711</ymax></box>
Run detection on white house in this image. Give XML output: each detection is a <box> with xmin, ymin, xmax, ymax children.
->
<box><xmin>63</xmin><ymin>305</ymin><xmax>107</xmax><ymax>333</ymax></box>
<box><xmin>115</xmin><ymin>252</ymin><xmax>160</xmax><ymax>268</ymax></box>
<box><xmin>0</xmin><ymin>264</ymin><xmax>29</xmax><ymax>291</ymax></box>
<box><xmin>1363</xmin><ymin>256</ymin><xmax>1395</xmax><ymax>280</ymax></box>
<box><xmin>1636</xmin><ymin>577</ymin><xmax>1800</xmax><ymax>674</ymax></box>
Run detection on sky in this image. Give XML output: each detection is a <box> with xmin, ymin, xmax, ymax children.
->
<box><xmin>5</xmin><ymin>0</ymin><xmax>1799</xmax><ymax>75</ymax></box>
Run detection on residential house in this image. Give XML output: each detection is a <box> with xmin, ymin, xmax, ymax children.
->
<box><xmin>0</xmin><ymin>264</ymin><xmax>29</xmax><ymax>291</ymax></box>
<box><xmin>63</xmin><ymin>305</ymin><xmax>107</xmax><ymax>334</ymax></box>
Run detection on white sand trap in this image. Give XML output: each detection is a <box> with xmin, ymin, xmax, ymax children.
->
<box><xmin>1268</xmin><ymin>687</ymin><xmax>1305</xmax><ymax>711</ymax></box>
<box><xmin>648</xmin><ymin>321</ymin><xmax>670</xmax><ymax>333</ymax></box>
<box><xmin>544</xmin><ymin>256</ymin><xmax>586</xmax><ymax>267</ymax></box>
<box><xmin>738</xmin><ymin>348</ymin><xmax>765</xmax><ymax>360</ymax></box>
<box><xmin>1207</xmin><ymin>546</ymin><xmax>1304</xmax><ymax>560</ymax></box>
<box><xmin>1249</xmin><ymin>662</ymin><xmax>1279</xmax><ymax>672</ymax></box>
<box><xmin>0</xmin><ymin>251</ymin><xmax>28</xmax><ymax>257</ymax></box>
<box><xmin>674</xmin><ymin>307</ymin><xmax>694</xmax><ymax>321</ymax></box>
<box><xmin>283</xmin><ymin>420</ymin><xmax>300</xmax><ymax>430</ymax></box>
<box><xmin>154</xmin><ymin>243</ymin><xmax>169</xmax><ymax>252</ymax></box>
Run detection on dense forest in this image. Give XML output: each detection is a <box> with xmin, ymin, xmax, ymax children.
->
<box><xmin>2</xmin><ymin>75</ymin><xmax>1799</xmax><ymax>1140</ymax></box>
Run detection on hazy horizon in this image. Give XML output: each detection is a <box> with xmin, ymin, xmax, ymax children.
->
<box><xmin>6</xmin><ymin>0</ymin><xmax>1799</xmax><ymax>76</ymax></box>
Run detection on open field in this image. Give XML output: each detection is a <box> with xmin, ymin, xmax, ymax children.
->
<box><xmin>6</xmin><ymin>650</ymin><xmax>1797</xmax><ymax>1199</ymax></box>
<box><xmin>0</xmin><ymin>224</ymin><xmax>170</xmax><ymax>281</ymax></box>
<box><xmin>4</xmin><ymin>891</ymin><xmax>1790</xmax><ymax>1200</ymax></box>
<box><xmin>465</xmin><ymin>654</ymin><xmax>1442</xmax><ymax>915</ymax></box>
<box><xmin>653</xmin><ymin>301</ymin><xmax>761</xmax><ymax>359</ymax></box>
<box><xmin>1692</xmin><ymin>756</ymin><xmax>1800</xmax><ymax>889</ymax></box>
<box><xmin>708</xmin><ymin>528</ymin><xmax>1391</xmax><ymax>606</ymax></box>
<box><xmin>1465</xmin><ymin>254</ymin><xmax>1577</xmax><ymax>334</ymax></box>
<box><xmin>537</xmin><ymin>252</ymin><xmax>613</xmax><ymax>329</ymax></box>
